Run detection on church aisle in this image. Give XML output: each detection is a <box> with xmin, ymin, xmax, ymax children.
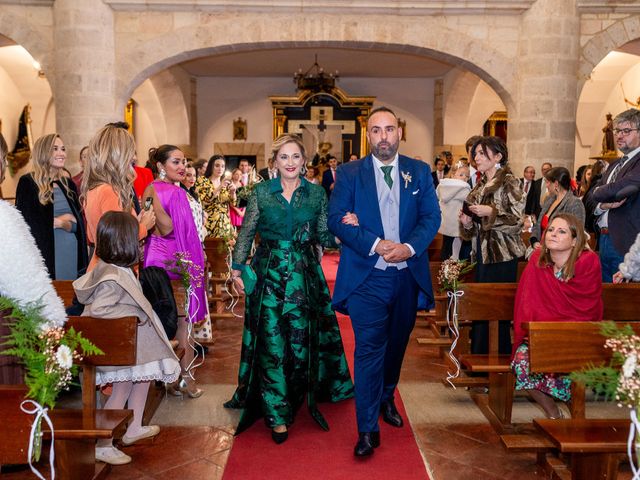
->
<box><xmin>2</xmin><ymin>253</ymin><xmax>634</xmax><ymax>479</ymax></box>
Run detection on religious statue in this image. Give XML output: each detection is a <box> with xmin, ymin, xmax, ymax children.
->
<box><xmin>312</xmin><ymin>141</ymin><xmax>333</xmax><ymax>167</ymax></box>
<box><xmin>602</xmin><ymin>113</ymin><xmax>615</xmax><ymax>155</ymax></box>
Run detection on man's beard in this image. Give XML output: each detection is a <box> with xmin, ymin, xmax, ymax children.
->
<box><xmin>371</xmin><ymin>139</ymin><xmax>399</xmax><ymax>161</ymax></box>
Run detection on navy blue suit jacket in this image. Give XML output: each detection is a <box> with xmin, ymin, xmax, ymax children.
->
<box><xmin>327</xmin><ymin>154</ymin><xmax>441</xmax><ymax>314</ymax></box>
<box><xmin>322</xmin><ymin>168</ymin><xmax>336</xmax><ymax>198</ymax></box>
<box><xmin>591</xmin><ymin>150</ymin><xmax>640</xmax><ymax>254</ymax></box>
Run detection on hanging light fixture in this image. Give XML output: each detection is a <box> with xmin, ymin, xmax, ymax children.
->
<box><xmin>293</xmin><ymin>54</ymin><xmax>339</xmax><ymax>93</ymax></box>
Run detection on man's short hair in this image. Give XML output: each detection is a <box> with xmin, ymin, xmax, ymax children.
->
<box><xmin>614</xmin><ymin>109</ymin><xmax>640</xmax><ymax>129</ymax></box>
<box><xmin>368</xmin><ymin>106</ymin><xmax>397</xmax><ymax>122</ymax></box>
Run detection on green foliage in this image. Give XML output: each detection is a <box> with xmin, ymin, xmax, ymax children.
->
<box><xmin>0</xmin><ymin>296</ymin><xmax>103</xmax><ymax>409</ymax></box>
<box><xmin>570</xmin><ymin>321</ymin><xmax>640</xmax><ymax>408</ymax></box>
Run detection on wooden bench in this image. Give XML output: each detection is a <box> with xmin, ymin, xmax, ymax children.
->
<box><xmin>455</xmin><ymin>283</ymin><xmax>640</xmax><ymax>431</ymax></box>
<box><xmin>203</xmin><ymin>237</ymin><xmax>236</xmax><ymax>320</ymax></box>
<box><xmin>533</xmin><ymin>418</ymin><xmax>629</xmax><ymax>480</ymax></box>
<box><xmin>0</xmin><ymin>316</ymin><xmax>137</xmax><ymax>479</ymax></box>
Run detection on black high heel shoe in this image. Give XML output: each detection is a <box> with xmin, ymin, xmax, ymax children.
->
<box><xmin>271</xmin><ymin>428</ymin><xmax>288</xmax><ymax>444</ymax></box>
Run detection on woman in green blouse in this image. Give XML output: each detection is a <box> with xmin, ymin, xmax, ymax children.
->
<box><xmin>225</xmin><ymin>134</ymin><xmax>354</xmax><ymax>444</ymax></box>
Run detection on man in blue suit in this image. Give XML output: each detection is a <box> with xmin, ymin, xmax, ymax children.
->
<box><xmin>328</xmin><ymin>107</ymin><xmax>440</xmax><ymax>457</ymax></box>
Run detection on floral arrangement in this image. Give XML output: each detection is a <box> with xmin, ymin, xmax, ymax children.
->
<box><xmin>571</xmin><ymin>321</ymin><xmax>640</xmax><ymax>408</ymax></box>
<box><xmin>0</xmin><ymin>296</ymin><xmax>102</xmax><ymax>462</ymax></box>
<box><xmin>571</xmin><ymin>322</ymin><xmax>640</xmax><ymax>477</ymax></box>
<box><xmin>436</xmin><ymin>259</ymin><xmax>475</xmax><ymax>388</ymax></box>
<box><xmin>165</xmin><ymin>251</ymin><xmax>204</xmax><ymax>293</ymax></box>
<box><xmin>438</xmin><ymin>258</ymin><xmax>475</xmax><ymax>292</ymax></box>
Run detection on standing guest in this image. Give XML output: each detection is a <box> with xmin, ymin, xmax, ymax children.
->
<box><xmin>74</xmin><ymin>211</ymin><xmax>180</xmax><ymax>465</ymax></box>
<box><xmin>588</xmin><ymin>108</ymin><xmax>640</xmax><ymax>282</ymax></box>
<box><xmin>143</xmin><ymin>145</ymin><xmax>207</xmax><ymax>398</ymax></box>
<box><xmin>322</xmin><ymin>155</ymin><xmax>338</xmax><ymax>198</ymax></box>
<box><xmin>229</xmin><ymin>168</ymin><xmax>246</xmax><ymax>229</ymax></box>
<box><xmin>582</xmin><ymin>159</ymin><xmax>607</xmax><ymax>237</ymax></box>
<box><xmin>305</xmin><ymin>164</ymin><xmax>320</xmax><ymax>184</ymax></box>
<box><xmin>180</xmin><ymin>163</ymin><xmax>206</xmax><ymax>242</ymax></box>
<box><xmin>16</xmin><ymin>134</ymin><xmax>88</xmax><ymax>280</ymax></box>
<box><xmin>328</xmin><ymin>107</ymin><xmax>440</xmax><ymax>457</ymax></box>
<box><xmin>196</xmin><ymin>154</ymin><xmax>236</xmax><ymax>238</ymax></box>
<box><xmin>82</xmin><ymin>125</ymin><xmax>156</xmax><ymax>270</ymax></box>
<box><xmin>192</xmin><ymin>158</ymin><xmax>208</xmax><ymax>179</ymax></box>
<box><xmin>521</xmin><ymin>165</ymin><xmax>539</xmax><ymax>217</ymax></box>
<box><xmin>238</xmin><ymin>158</ymin><xmax>252</xmax><ymax>186</ymax></box>
<box><xmin>465</xmin><ymin>135</ymin><xmax>483</xmax><ymax>188</ymax></box>
<box><xmin>532</xmin><ymin>162</ymin><xmax>553</xmax><ymax>217</ymax></box>
<box><xmin>577</xmin><ymin>165</ymin><xmax>593</xmax><ymax>199</ymax></box>
<box><xmin>437</xmin><ymin>161</ymin><xmax>471</xmax><ymax>260</ymax></box>
<box><xmin>72</xmin><ymin>145</ymin><xmax>88</xmax><ymax>192</ymax></box>
<box><xmin>460</xmin><ymin>136</ymin><xmax>525</xmax><ymax>355</ymax></box>
<box><xmin>529</xmin><ymin>167</ymin><xmax>585</xmax><ymax>250</ymax></box>
<box><xmin>431</xmin><ymin>157</ymin><xmax>446</xmax><ymax>187</ymax></box>
<box><xmin>614</xmin><ymin>231</ymin><xmax>640</xmax><ymax>283</ymax></box>
<box><xmin>0</xmin><ymin>132</ymin><xmax>67</xmax><ymax>384</ymax></box>
<box><xmin>225</xmin><ymin>134</ymin><xmax>353</xmax><ymax>443</ymax></box>
<box><xmin>133</xmin><ymin>164</ymin><xmax>154</xmax><ymax>200</ymax></box>
<box><xmin>258</xmin><ymin>157</ymin><xmax>279</xmax><ymax>181</ymax></box>
<box><xmin>511</xmin><ymin>214</ymin><xmax>602</xmax><ymax>418</ymax></box>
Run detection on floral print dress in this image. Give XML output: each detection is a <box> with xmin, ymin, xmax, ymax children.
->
<box><xmin>225</xmin><ymin>178</ymin><xmax>354</xmax><ymax>434</ymax></box>
<box><xmin>196</xmin><ymin>176</ymin><xmax>235</xmax><ymax>239</ymax></box>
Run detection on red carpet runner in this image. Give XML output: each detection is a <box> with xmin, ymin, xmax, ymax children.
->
<box><xmin>223</xmin><ymin>251</ymin><xmax>429</xmax><ymax>479</ymax></box>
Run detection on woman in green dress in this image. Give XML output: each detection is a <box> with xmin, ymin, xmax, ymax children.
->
<box><xmin>225</xmin><ymin>134</ymin><xmax>354</xmax><ymax>444</ymax></box>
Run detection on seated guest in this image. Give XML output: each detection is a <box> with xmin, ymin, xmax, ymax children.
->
<box><xmin>530</xmin><ymin>167</ymin><xmax>585</xmax><ymax>250</ymax></box>
<box><xmin>74</xmin><ymin>211</ymin><xmax>180</xmax><ymax>465</ymax></box>
<box><xmin>0</xmin><ymin>132</ymin><xmax>67</xmax><ymax>384</ymax></box>
<box><xmin>614</xmin><ymin>232</ymin><xmax>640</xmax><ymax>283</ymax></box>
<box><xmin>16</xmin><ymin>134</ymin><xmax>88</xmax><ymax>280</ymax></box>
<box><xmin>512</xmin><ymin>213</ymin><xmax>602</xmax><ymax>419</ymax></box>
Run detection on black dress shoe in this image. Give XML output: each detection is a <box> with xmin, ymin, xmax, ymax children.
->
<box><xmin>271</xmin><ymin>429</ymin><xmax>288</xmax><ymax>444</ymax></box>
<box><xmin>354</xmin><ymin>432</ymin><xmax>377</xmax><ymax>457</ymax></box>
<box><xmin>380</xmin><ymin>400</ymin><xmax>404</xmax><ymax>427</ymax></box>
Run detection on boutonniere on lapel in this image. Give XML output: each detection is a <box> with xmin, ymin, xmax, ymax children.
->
<box><xmin>401</xmin><ymin>171</ymin><xmax>412</xmax><ymax>188</ymax></box>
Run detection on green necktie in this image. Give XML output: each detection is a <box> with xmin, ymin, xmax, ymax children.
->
<box><xmin>381</xmin><ymin>165</ymin><xmax>393</xmax><ymax>189</ymax></box>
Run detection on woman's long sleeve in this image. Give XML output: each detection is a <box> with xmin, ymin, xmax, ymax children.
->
<box><xmin>232</xmin><ymin>189</ymin><xmax>259</xmax><ymax>269</ymax></box>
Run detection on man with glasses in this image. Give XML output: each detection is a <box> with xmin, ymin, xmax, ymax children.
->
<box><xmin>589</xmin><ymin>108</ymin><xmax>640</xmax><ymax>282</ymax></box>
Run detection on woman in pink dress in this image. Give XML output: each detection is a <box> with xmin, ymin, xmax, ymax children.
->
<box><xmin>142</xmin><ymin>144</ymin><xmax>206</xmax><ymax>397</ymax></box>
<box><xmin>229</xmin><ymin>168</ymin><xmax>245</xmax><ymax>229</ymax></box>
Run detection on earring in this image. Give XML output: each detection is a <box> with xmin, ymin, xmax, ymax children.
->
<box><xmin>159</xmin><ymin>169</ymin><xmax>167</xmax><ymax>180</ymax></box>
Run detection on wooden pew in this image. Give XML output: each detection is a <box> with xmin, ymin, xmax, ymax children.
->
<box><xmin>532</xmin><ymin>418</ymin><xmax>629</xmax><ymax>480</ymax></box>
<box><xmin>0</xmin><ymin>316</ymin><xmax>137</xmax><ymax>479</ymax></box>
<box><xmin>462</xmin><ymin>283</ymin><xmax>640</xmax><ymax>433</ymax></box>
<box><xmin>516</xmin><ymin>321</ymin><xmax>637</xmax><ymax>480</ymax></box>
<box><xmin>203</xmin><ymin>237</ymin><xmax>236</xmax><ymax>320</ymax></box>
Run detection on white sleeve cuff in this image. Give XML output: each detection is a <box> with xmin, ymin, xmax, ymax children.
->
<box><xmin>370</xmin><ymin>237</ymin><xmax>381</xmax><ymax>256</ymax></box>
<box><xmin>404</xmin><ymin>243</ymin><xmax>416</xmax><ymax>257</ymax></box>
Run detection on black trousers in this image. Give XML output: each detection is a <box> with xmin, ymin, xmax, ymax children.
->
<box><xmin>470</xmin><ymin>254</ymin><xmax>518</xmax><ymax>355</ymax></box>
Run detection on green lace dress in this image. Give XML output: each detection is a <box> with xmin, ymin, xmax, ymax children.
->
<box><xmin>225</xmin><ymin>178</ymin><xmax>354</xmax><ymax>434</ymax></box>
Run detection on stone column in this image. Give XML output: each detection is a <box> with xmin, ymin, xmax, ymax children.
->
<box><xmin>51</xmin><ymin>0</ymin><xmax>118</xmax><ymax>170</ymax></box>
<box><xmin>508</xmin><ymin>0</ymin><xmax>579</xmax><ymax>177</ymax></box>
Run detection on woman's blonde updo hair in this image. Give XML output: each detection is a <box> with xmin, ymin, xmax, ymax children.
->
<box><xmin>270</xmin><ymin>134</ymin><xmax>306</xmax><ymax>164</ymax></box>
<box><xmin>32</xmin><ymin>133</ymin><xmax>66</xmax><ymax>205</ymax></box>
<box><xmin>82</xmin><ymin>125</ymin><xmax>136</xmax><ymax>210</ymax></box>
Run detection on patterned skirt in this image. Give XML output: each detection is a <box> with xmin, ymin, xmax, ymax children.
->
<box><xmin>511</xmin><ymin>342</ymin><xmax>571</xmax><ymax>402</ymax></box>
<box><xmin>225</xmin><ymin>239</ymin><xmax>354</xmax><ymax>434</ymax></box>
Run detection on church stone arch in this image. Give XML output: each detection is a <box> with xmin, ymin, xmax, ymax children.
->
<box><xmin>115</xmin><ymin>14</ymin><xmax>516</xmax><ymax>114</ymax></box>
<box><xmin>578</xmin><ymin>15</ymin><xmax>640</xmax><ymax>95</ymax></box>
<box><xmin>0</xmin><ymin>9</ymin><xmax>53</xmax><ymax>78</ymax></box>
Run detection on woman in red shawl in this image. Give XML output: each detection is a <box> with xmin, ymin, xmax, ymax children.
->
<box><xmin>511</xmin><ymin>213</ymin><xmax>602</xmax><ymax>419</ymax></box>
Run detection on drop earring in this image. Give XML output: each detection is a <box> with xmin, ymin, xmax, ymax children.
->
<box><xmin>159</xmin><ymin>169</ymin><xmax>167</xmax><ymax>180</ymax></box>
